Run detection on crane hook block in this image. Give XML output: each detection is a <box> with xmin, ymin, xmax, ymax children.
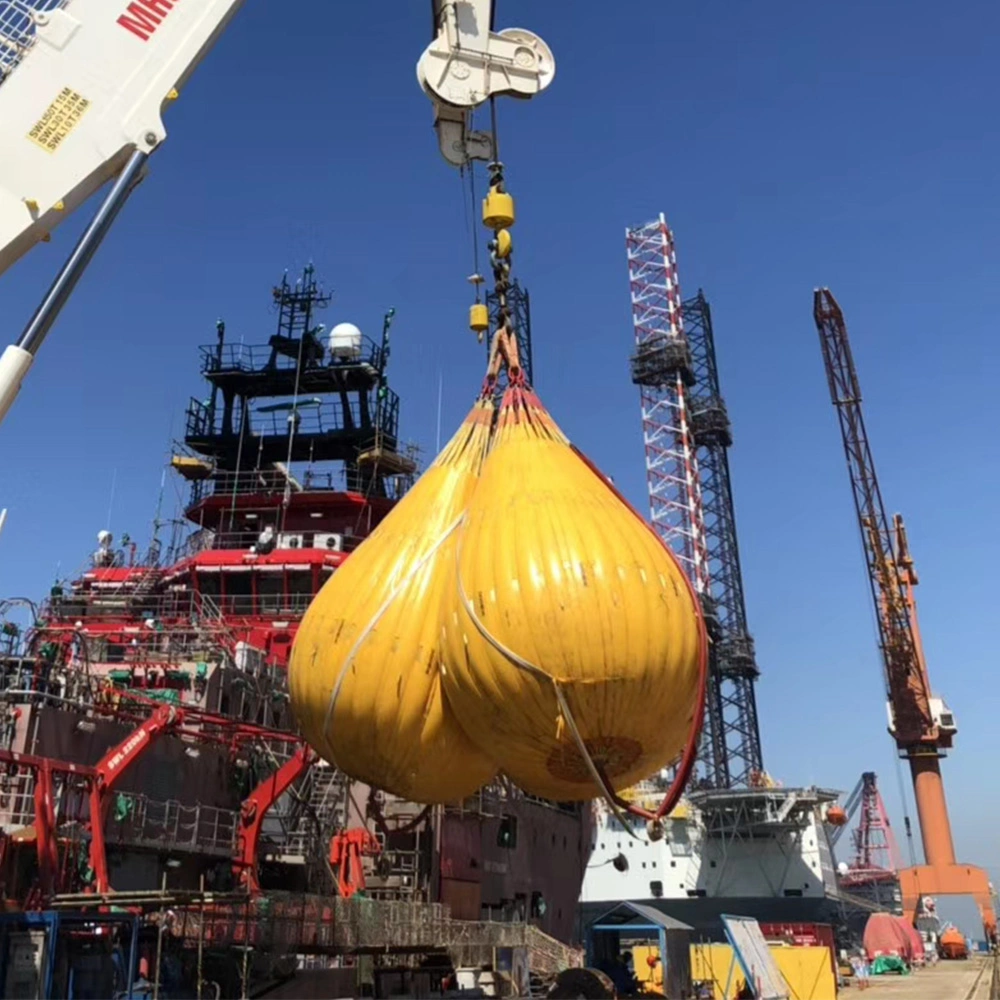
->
<box><xmin>469</xmin><ymin>303</ymin><xmax>489</xmax><ymax>333</ymax></box>
<box><xmin>483</xmin><ymin>188</ymin><xmax>515</xmax><ymax>230</ymax></box>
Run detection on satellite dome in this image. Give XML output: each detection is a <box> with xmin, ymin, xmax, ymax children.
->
<box><xmin>837</xmin><ymin>862</ymin><xmax>849</xmax><ymax>874</ymax></box>
<box><xmin>328</xmin><ymin>322</ymin><xmax>363</xmax><ymax>361</ymax></box>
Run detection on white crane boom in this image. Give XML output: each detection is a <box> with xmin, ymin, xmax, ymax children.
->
<box><xmin>0</xmin><ymin>0</ymin><xmax>554</xmax><ymax>426</ymax></box>
<box><xmin>0</xmin><ymin>0</ymin><xmax>246</xmax><ymax>424</ymax></box>
<box><xmin>0</xmin><ymin>0</ymin><xmax>246</xmax><ymax>278</ymax></box>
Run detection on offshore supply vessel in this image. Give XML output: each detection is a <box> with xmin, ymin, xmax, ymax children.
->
<box><xmin>0</xmin><ymin>268</ymin><xmax>587</xmax><ymax>998</ymax></box>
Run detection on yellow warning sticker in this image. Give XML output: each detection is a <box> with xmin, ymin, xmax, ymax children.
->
<box><xmin>26</xmin><ymin>87</ymin><xmax>91</xmax><ymax>154</ymax></box>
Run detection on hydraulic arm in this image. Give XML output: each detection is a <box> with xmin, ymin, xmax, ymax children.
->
<box><xmin>0</xmin><ymin>0</ymin><xmax>553</xmax><ymax>425</ymax></box>
<box><xmin>813</xmin><ymin>288</ymin><xmax>996</xmax><ymax>939</ymax></box>
<box><xmin>234</xmin><ymin>744</ymin><xmax>313</xmax><ymax>893</ymax></box>
<box><xmin>0</xmin><ymin>702</ymin><xmax>181</xmax><ymax>895</ymax></box>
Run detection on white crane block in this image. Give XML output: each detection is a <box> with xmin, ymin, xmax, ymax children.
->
<box><xmin>417</xmin><ymin>1</ymin><xmax>555</xmax><ymax>110</ymax></box>
<box><xmin>0</xmin><ymin>0</ymin><xmax>246</xmax><ymax>277</ymax></box>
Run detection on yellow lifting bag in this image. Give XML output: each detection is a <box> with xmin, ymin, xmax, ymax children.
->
<box><xmin>289</xmin><ymin>401</ymin><xmax>498</xmax><ymax>803</ymax></box>
<box><xmin>441</xmin><ymin>387</ymin><xmax>706</xmax><ymax>802</ymax></box>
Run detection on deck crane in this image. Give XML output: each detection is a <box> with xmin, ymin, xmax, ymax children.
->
<box><xmin>0</xmin><ymin>0</ymin><xmax>554</xmax><ymax>425</ymax></box>
<box><xmin>813</xmin><ymin>288</ymin><xmax>997</xmax><ymax>941</ymax></box>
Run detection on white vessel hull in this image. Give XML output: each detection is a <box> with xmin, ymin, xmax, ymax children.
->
<box><xmin>579</xmin><ymin>785</ymin><xmax>851</xmax><ymax>935</ymax></box>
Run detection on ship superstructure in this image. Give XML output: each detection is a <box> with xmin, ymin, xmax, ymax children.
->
<box><xmin>0</xmin><ymin>267</ymin><xmax>586</xmax><ymax>997</ymax></box>
<box><xmin>579</xmin><ymin>783</ymin><xmax>847</xmax><ymax>937</ymax></box>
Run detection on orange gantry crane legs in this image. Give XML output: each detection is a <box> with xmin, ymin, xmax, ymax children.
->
<box><xmin>900</xmin><ymin>756</ymin><xmax>995</xmax><ymax>935</ymax></box>
<box><xmin>813</xmin><ymin>289</ymin><xmax>996</xmax><ymax>942</ymax></box>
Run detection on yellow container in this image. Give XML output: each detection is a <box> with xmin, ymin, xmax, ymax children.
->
<box><xmin>441</xmin><ymin>389</ymin><xmax>704</xmax><ymax>801</ymax></box>
<box><xmin>289</xmin><ymin>401</ymin><xmax>498</xmax><ymax>803</ymax></box>
<box><xmin>690</xmin><ymin>943</ymin><xmax>836</xmax><ymax>1000</ymax></box>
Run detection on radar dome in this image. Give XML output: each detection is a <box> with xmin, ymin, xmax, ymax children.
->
<box><xmin>328</xmin><ymin>322</ymin><xmax>363</xmax><ymax>361</ymax></box>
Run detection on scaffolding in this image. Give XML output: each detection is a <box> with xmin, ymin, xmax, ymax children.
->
<box><xmin>46</xmin><ymin>889</ymin><xmax>583</xmax><ymax>969</ymax></box>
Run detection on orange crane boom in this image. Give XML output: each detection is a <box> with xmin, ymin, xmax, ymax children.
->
<box><xmin>813</xmin><ymin>288</ymin><xmax>996</xmax><ymax>941</ymax></box>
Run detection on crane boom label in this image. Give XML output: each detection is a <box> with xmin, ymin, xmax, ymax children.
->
<box><xmin>105</xmin><ymin>730</ymin><xmax>150</xmax><ymax>773</ymax></box>
<box><xmin>118</xmin><ymin>0</ymin><xmax>179</xmax><ymax>41</ymax></box>
<box><xmin>26</xmin><ymin>88</ymin><xmax>92</xmax><ymax>155</ymax></box>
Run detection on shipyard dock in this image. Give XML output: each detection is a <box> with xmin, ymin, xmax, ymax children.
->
<box><xmin>860</xmin><ymin>955</ymin><xmax>995</xmax><ymax>999</ymax></box>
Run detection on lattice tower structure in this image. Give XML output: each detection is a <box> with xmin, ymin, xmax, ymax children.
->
<box><xmin>625</xmin><ymin>215</ymin><xmax>722</xmax><ymax>786</ymax></box>
<box><xmin>845</xmin><ymin>772</ymin><xmax>901</xmax><ymax>885</ymax></box>
<box><xmin>682</xmin><ymin>292</ymin><xmax>764</xmax><ymax>787</ymax></box>
<box><xmin>485</xmin><ymin>278</ymin><xmax>534</xmax><ymax>399</ymax></box>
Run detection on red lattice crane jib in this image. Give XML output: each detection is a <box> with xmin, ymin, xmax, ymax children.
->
<box><xmin>840</xmin><ymin>772</ymin><xmax>901</xmax><ymax>887</ymax></box>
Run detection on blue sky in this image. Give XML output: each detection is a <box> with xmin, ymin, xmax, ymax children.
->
<box><xmin>1</xmin><ymin>1</ymin><xmax>998</xmax><ymax>928</ymax></box>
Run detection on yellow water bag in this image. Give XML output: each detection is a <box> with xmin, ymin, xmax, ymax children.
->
<box><xmin>441</xmin><ymin>387</ymin><xmax>705</xmax><ymax>802</ymax></box>
<box><xmin>289</xmin><ymin>401</ymin><xmax>498</xmax><ymax>803</ymax></box>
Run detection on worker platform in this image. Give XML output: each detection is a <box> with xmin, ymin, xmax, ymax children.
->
<box><xmin>198</xmin><ymin>336</ymin><xmax>385</xmax><ymax>398</ymax></box>
<box><xmin>184</xmin><ymin>392</ymin><xmax>400</xmax><ymax>467</ymax></box>
<box><xmin>689</xmin><ymin>785</ymin><xmax>841</xmax><ymax>840</ymax></box>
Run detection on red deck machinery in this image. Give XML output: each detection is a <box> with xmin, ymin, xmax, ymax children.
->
<box><xmin>328</xmin><ymin>828</ymin><xmax>382</xmax><ymax>899</ymax></box>
<box><xmin>0</xmin><ymin>697</ymin><xmax>312</xmax><ymax>902</ymax></box>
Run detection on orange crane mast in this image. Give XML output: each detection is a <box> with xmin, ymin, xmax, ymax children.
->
<box><xmin>813</xmin><ymin>288</ymin><xmax>996</xmax><ymax>941</ymax></box>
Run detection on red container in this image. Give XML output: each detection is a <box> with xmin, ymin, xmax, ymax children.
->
<box><xmin>760</xmin><ymin>922</ymin><xmax>837</xmax><ymax>977</ymax></box>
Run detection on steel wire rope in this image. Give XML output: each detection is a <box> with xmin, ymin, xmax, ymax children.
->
<box><xmin>227</xmin><ymin>399</ymin><xmax>250</xmax><ymax>534</ymax></box>
<box><xmin>278</xmin><ymin>328</ymin><xmax>309</xmax><ymax>534</ymax></box>
<box><xmin>893</xmin><ymin>754</ymin><xmax>918</xmax><ymax>867</ymax></box>
<box><xmin>470</xmin><ymin>163</ymin><xmax>480</xmax><ymax>280</ymax></box>
<box><xmin>461</xmin><ymin>108</ymin><xmax>482</xmax><ymax>289</ymax></box>
<box><xmin>489</xmin><ymin>96</ymin><xmax>499</xmax><ymax>162</ymax></box>
<box><xmin>347</xmin><ymin>307</ymin><xmax>399</xmax><ymax>530</ymax></box>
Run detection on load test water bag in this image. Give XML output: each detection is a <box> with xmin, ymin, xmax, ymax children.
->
<box><xmin>441</xmin><ymin>386</ymin><xmax>705</xmax><ymax>802</ymax></box>
<box><xmin>289</xmin><ymin>401</ymin><xmax>498</xmax><ymax>803</ymax></box>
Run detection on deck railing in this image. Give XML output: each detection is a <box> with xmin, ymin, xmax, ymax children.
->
<box><xmin>38</xmin><ymin>586</ymin><xmax>316</xmax><ymax>628</ymax></box>
<box><xmin>185</xmin><ymin>395</ymin><xmax>400</xmax><ymax>447</ymax></box>
<box><xmin>198</xmin><ymin>338</ymin><xmax>386</xmax><ymax>377</ymax></box>
<box><xmin>107</xmin><ymin>793</ymin><xmax>239</xmax><ymax>857</ymax></box>
<box><xmin>187</xmin><ymin>469</ymin><xmax>349</xmax><ymax>504</ymax></box>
